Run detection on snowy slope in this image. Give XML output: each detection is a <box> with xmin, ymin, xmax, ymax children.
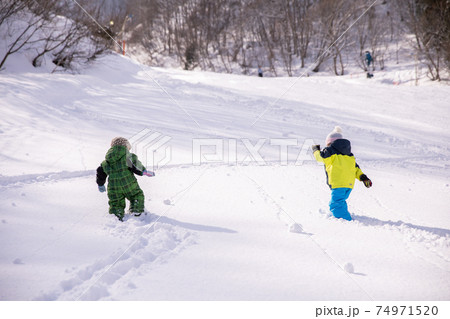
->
<box><xmin>0</xmin><ymin>53</ymin><xmax>450</xmax><ymax>301</ymax></box>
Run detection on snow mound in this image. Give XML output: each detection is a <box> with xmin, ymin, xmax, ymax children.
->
<box><xmin>288</xmin><ymin>223</ymin><xmax>304</xmax><ymax>234</ymax></box>
<box><xmin>344</xmin><ymin>263</ymin><xmax>355</xmax><ymax>274</ymax></box>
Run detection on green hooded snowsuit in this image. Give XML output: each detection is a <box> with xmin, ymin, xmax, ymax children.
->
<box><xmin>96</xmin><ymin>145</ymin><xmax>146</xmax><ymax>219</ymax></box>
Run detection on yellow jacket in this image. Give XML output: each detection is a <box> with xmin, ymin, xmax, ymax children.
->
<box><xmin>313</xmin><ymin>139</ymin><xmax>364</xmax><ymax>189</ymax></box>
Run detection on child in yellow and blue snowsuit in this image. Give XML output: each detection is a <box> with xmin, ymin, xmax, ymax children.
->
<box><xmin>312</xmin><ymin>126</ymin><xmax>372</xmax><ymax>221</ymax></box>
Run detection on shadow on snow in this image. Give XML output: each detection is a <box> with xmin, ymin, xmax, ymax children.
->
<box><xmin>353</xmin><ymin>215</ymin><xmax>450</xmax><ymax>238</ymax></box>
<box><xmin>153</xmin><ymin>215</ymin><xmax>237</xmax><ymax>234</ymax></box>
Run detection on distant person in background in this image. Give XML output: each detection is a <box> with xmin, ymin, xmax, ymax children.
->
<box><xmin>312</xmin><ymin>126</ymin><xmax>372</xmax><ymax>221</ymax></box>
<box><xmin>365</xmin><ymin>51</ymin><xmax>374</xmax><ymax>78</ymax></box>
<box><xmin>258</xmin><ymin>67</ymin><xmax>263</xmax><ymax>77</ymax></box>
<box><xmin>365</xmin><ymin>51</ymin><xmax>373</xmax><ymax>67</ymax></box>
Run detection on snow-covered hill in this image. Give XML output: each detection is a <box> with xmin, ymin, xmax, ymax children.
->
<box><xmin>1</xmin><ymin>52</ymin><xmax>450</xmax><ymax>302</ymax></box>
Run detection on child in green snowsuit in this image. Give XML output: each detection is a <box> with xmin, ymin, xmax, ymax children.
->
<box><xmin>96</xmin><ymin>137</ymin><xmax>154</xmax><ymax>221</ymax></box>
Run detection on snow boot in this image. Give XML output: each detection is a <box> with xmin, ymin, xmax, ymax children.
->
<box><xmin>109</xmin><ymin>208</ymin><xmax>125</xmax><ymax>222</ymax></box>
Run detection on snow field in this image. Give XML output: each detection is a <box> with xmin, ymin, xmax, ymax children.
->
<box><xmin>1</xmin><ymin>52</ymin><xmax>450</xmax><ymax>301</ymax></box>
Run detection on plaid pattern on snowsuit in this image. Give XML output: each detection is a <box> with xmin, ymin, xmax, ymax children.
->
<box><xmin>96</xmin><ymin>145</ymin><xmax>146</xmax><ymax>220</ymax></box>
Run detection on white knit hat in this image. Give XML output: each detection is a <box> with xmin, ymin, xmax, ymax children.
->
<box><xmin>325</xmin><ymin>126</ymin><xmax>343</xmax><ymax>146</ymax></box>
<box><xmin>111</xmin><ymin>137</ymin><xmax>131</xmax><ymax>150</ymax></box>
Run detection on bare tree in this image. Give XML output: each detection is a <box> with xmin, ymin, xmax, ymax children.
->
<box><xmin>296</xmin><ymin>0</ymin><xmax>314</xmax><ymax>68</ymax></box>
<box><xmin>0</xmin><ymin>1</ymin><xmax>49</xmax><ymax>70</ymax></box>
<box><xmin>21</xmin><ymin>0</ymin><xmax>439</xmax><ymax>78</ymax></box>
<box><xmin>400</xmin><ymin>0</ymin><xmax>450</xmax><ymax>81</ymax></box>
<box><xmin>0</xmin><ymin>0</ymin><xmax>27</xmax><ymax>26</ymax></box>
<box><xmin>309</xmin><ymin>0</ymin><xmax>353</xmax><ymax>75</ymax></box>
<box><xmin>0</xmin><ymin>0</ymin><xmax>119</xmax><ymax>71</ymax></box>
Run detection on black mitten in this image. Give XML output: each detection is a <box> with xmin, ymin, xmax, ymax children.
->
<box><xmin>360</xmin><ymin>174</ymin><xmax>372</xmax><ymax>188</ymax></box>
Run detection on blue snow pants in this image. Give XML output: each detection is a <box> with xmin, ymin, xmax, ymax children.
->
<box><xmin>329</xmin><ymin>188</ymin><xmax>353</xmax><ymax>221</ymax></box>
